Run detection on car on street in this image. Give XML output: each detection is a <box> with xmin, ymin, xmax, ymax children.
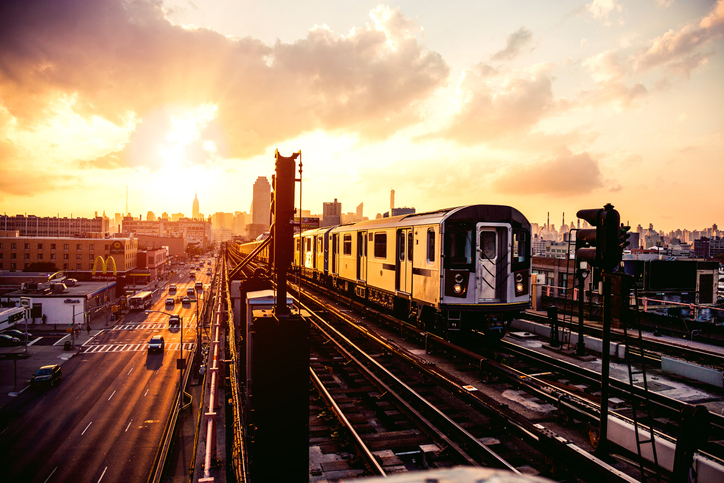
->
<box><xmin>169</xmin><ymin>283</ymin><xmax>177</xmax><ymax>293</ymax></box>
<box><xmin>165</xmin><ymin>297</ymin><xmax>175</xmax><ymax>306</ymax></box>
<box><xmin>169</xmin><ymin>314</ymin><xmax>181</xmax><ymax>325</ymax></box>
<box><xmin>30</xmin><ymin>364</ymin><xmax>62</xmax><ymax>387</ymax></box>
<box><xmin>206</xmin><ymin>268</ymin><xmax>212</xmax><ymax>275</ymax></box>
<box><xmin>1</xmin><ymin>329</ymin><xmax>32</xmax><ymax>340</ymax></box>
<box><xmin>0</xmin><ymin>334</ymin><xmax>21</xmax><ymax>346</ymax></box>
<box><xmin>148</xmin><ymin>335</ymin><xmax>165</xmax><ymax>352</ymax></box>
<box><xmin>182</xmin><ymin>296</ymin><xmax>191</xmax><ymax>304</ymax></box>
<box><xmin>187</xmin><ymin>287</ymin><xmax>195</xmax><ymax>296</ymax></box>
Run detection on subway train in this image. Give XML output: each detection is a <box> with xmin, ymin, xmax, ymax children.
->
<box><xmin>237</xmin><ymin>204</ymin><xmax>532</xmax><ymax>338</ymax></box>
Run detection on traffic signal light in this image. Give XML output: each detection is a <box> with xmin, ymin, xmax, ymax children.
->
<box><xmin>576</xmin><ymin>203</ymin><xmax>621</xmax><ymax>273</ymax></box>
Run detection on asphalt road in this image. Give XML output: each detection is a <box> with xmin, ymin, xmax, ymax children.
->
<box><xmin>0</xmin><ymin>264</ymin><xmax>210</xmax><ymax>483</ymax></box>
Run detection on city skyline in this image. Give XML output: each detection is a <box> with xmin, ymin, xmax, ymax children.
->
<box><xmin>0</xmin><ymin>1</ymin><xmax>722</xmax><ymax>233</ymax></box>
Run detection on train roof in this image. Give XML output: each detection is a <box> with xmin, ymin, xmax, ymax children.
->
<box><xmin>300</xmin><ymin>205</ymin><xmax>530</xmax><ymax>237</ymax></box>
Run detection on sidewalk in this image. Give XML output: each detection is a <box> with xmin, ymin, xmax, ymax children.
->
<box><xmin>0</xmin><ymin>307</ymin><xmax>126</xmax><ymax>409</ymax></box>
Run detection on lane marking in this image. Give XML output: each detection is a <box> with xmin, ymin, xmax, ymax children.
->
<box><xmin>81</xmin><ymin>421</ymin><xmax>93</xmax><ymax>435</ymax></box>
<box><xmin>53</xmin><ymin>334</ymin><xmax>70</xmax><ymax>346</ymax></box>
<box><xmin>97</xmin><ymin>466</ymin><xmax>107</xmax><ymax>483</ymax></box>
<box><xmin>43</xmin><ymin>467</ymin><xmax>58</xmax><ymax>483</ymax></box>
<box><xmin>127</xmin><ymin>367</ymin><xmax>134</xmax><ymax>376</ymax></box>
<box><xmin>125</xmin><ymin>419</ymin><xmax>132</xmax><ymax>432</ymax></box>
<box><xmin>108</xmin><ymin>390</ymin><xmax>116</xmax><ymax>401</ymax></box>
<box><xmin>144</xmin><ymin>389</ymin><xmax>149</xmax><ymax>397</ymax></box>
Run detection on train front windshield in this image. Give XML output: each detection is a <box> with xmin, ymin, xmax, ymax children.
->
<box><xmin>445</xmin><ymin>226</ymin><xmax>473</xmax><ymax>268</ymax></box>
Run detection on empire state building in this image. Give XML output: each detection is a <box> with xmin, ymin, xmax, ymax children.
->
<box><xmin>192</xmin><ymin>192</ymin><xmax>200</xmax><ymax>220</ymax></box>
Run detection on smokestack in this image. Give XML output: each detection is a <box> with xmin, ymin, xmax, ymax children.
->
<box><xmin>390</xmin><ymin>189</ymin><xmax>395</xmax><ymax>212</ymax></box>
<box><xmin>547</xmin><ymin>212</ymin><xmax>550</xmax><ymax>231</ymax></box>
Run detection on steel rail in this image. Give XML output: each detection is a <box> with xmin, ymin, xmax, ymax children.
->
<box><xmin>297</xmin><ymin>288</ymin><xmax>641</xmax><ymax>483</ymax></box>
<box><xmin>305</xmin><ymin>299</ymin><xmax>522</xmax><ymax>473</ymax></box>
<box><xmin>309</xmin><ymin>367</ymin><xmax>387</xmax><ymax>477</ymax></box>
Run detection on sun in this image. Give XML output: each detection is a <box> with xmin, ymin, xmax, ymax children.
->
<box><xmin>159</xmin><ymin>104</ymin><xmax>218</xmax><ymax>170</ymax></box>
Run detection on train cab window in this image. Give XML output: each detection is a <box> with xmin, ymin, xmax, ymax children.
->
<box><xmin>512</xmin><ymin>229</ymin><xmax>530</xmax><ymax>267</ymax></box>
<box><xmin>480</xmin><ymin>231</ymin><xmax>497</xmax><ymax>260</ymax></box>
<box><xmin>427</xmin><ymin>229</ymin><xmax>435</xmax><ymax>263</ymax></box>
<box><xmin>374</xmin><ymin>233</ymin><xmax>387</xmax><ymax>259</ymax></box>
<box><xmin>445</xmin><ymin>226</ymin><xmax>473</xmax><ymax>268</ymax></box>
<box><xmin>296</xmin><ymin>239</ymin><xmax>301</xmax><ymax>251</ymax></box>
<box><xmin>343</xmin><ymin>234</ymin><xmax>352</xmax><ymax>255</ymax></box>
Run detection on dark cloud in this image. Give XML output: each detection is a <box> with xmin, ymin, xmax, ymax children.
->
<box><xmin>494</xmin><ymin>148</ymin><xmax>604</xmax><ymax>196</ymax></box>
<box><xmin>0</xmin><ymin>1</ymin><xmax>449</xmax><ymax>165</ymax></box>
<box><xmin>491</xmin><ymin>27</ymin><xmax>533</xmax><ymax>61</ymax></box>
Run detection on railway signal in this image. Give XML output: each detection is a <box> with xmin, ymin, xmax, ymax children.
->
<box><xmin>575</xmin><ymin>203</ymin><xmax>621</xmax><ymax>273</ymax></box>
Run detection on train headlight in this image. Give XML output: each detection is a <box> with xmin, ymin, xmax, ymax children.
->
<box><xmin>516</xmin><ymin>282</ymin><xmax>524</xmax><ymax>293</ymax></box>
<box><xmin>454</xmin><ymin>284</ymin><xmax>463</xmax><ymax>294</ymax></box>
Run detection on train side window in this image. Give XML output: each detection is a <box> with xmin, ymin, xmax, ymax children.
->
<box><xmin>343</xmin><ymin>234</ymin><xmax>352</xmax><ymax>255</ymax></box>
<box><xmin>427</xmin><ymin>229</ymin><xmax>435</xmax><ymax>263</ymax></box>
<box><xmin>374</xmin><ymin>233</ymin><xmax>387</xmax><ymax>259</ymax></box>
<box><xmin>398</xmin><ymin>231</ymin><xmax>405</xmax><ymax>261</ymax></box>
<box><xmin>407</xmin><ymin>232</ymin><xmax>413</xmax><ymax>261</ymax></box>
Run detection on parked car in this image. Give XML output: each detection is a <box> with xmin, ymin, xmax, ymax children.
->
<box><xmin>148</xmin><ymin>335</ymin><xmax>165</xmax><ymax>352</ymax></box>
<box><xmin>165</xmin><ymin>297</ymin><xmax>175</xmax><ymax>306</ymax></box>
<box><xmin>0</xmin><ymin>334</ymin><xmax>21</xmax><ymax>346</ymax></box>
<box><xmin>30</xmin><ymin>364</ymin><xmax>62</xmax><ymax>387</ymax></box>
<box><xmin>1</xmin><ymin>329</ymin><xmax>32</xmax><ymax>340</ymax></box>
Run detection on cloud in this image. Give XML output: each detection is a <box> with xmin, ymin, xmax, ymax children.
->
<box><xmin>580</xmin><ymin>50</ymin><xmax>647</xmax><ymax>107</ymax></box>
<box><xmin>492</xmin><ymin>27</ymin><xmax>533</xmax><ymax>61</ymax></box>
<box><xmin>633</xmin><ymin>0</ymin><xmax>724</xmax><ymax>76</ymax></box>
<box><xmin>587</xmin><ymin>0</ymin><xmax>622</xmax><ymax>20</ymax></box>
<box><xmin>0</xmin><ymin>1</ymin><xmax>449</xmax><ymax>168</ymax></box>
<box><xmin>494</xmin><ymin>148</ymin><xmax>604</xmax><ymax>196</ymax></box>
<box><xmin>433</xmin><ymin>63</ymin><xmax>556</xmax><ymax>145</ymax></box>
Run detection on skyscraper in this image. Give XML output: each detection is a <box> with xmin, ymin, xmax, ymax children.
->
<box><xmin>192</xmin><ymin>192</ymin><xmax>200</xmax><ymax>220</ymax></box>
<box><xmin>248</xmin><ymin>177</ymin><xmax>271</xmax><ymax>240</ymax></box>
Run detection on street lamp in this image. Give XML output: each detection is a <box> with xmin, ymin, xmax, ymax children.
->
<box><xmin>145</xmin><ymin>309</ymin><xmax>184</xmax><ymax>399</ymax></box>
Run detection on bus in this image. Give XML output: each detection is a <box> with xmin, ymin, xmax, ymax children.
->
<box><xmin>129</xmin><ymin>291</ymin><xmax>154</xmax><ymax>310</ymax></box>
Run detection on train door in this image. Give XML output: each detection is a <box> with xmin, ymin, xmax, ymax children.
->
<box><xmin>356</xmin><ymin>231</ymin><xmax>367</xmax><ymax>281</ymax></box>
<box><xmin>332</xmin><ymin>234</ymin><xmax>339</xmax><ymax>273</ymax></box>
<box><xmin>312</xmin><ymin>236</ymin><xmax>318</xmax><ymax>269</ymax></box>
<box><xmin>476</xmin><ymin>225</ymin><xmax>502</xmax><ymax>302</ymax></box>
<box><xmin>395</xmin><ymin>228</ymin><xmax>413</xmax><ymax>293</ymax></box>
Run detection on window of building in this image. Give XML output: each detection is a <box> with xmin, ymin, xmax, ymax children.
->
<box><xmin>63</xmin><ymin>254</ymin><xmax>69</xmax><ymax>260</ymax></box>
<box><xmin>24</xmin><ymin>253</ymin><xmax>30</xmax><ymax>260</ymax></box>
<box><xmin>11</xmin><ymin>253</ymin><xmax>17</xmax><ymax>260</ymax></box>
<box><xmin>76</xmin><ymin>263</ymin><xmax>82</xmax><ymax>269</ymax></box>
<box><xmin>51</xmin><ymin>254</ymin><xmax>56</xmax><ymax>261</ymax></box>
<box><xmin>374</xmin><ymin>233</ymin><xmax>387</xmax><ymax>259</ymax></box>
<box><xmin>89</xmin><ymin>244</ymin><xmax>94</xmax><ymax>251</ymax></box>
<box><xmin>38</xmin><ymin>254</ymin><xmax>43</xmax><ymax>260</ymax></box>
<box><xmin>343</xmin><ymin>234</ymin><xmax>352</xmax><ymax>256</ymax></box>
<box><xmin>64</xmin><ymin>244</ymin><xmax>69</xmax><ymax>251</ymax></box>
<box><xmin>76</xmin><ymin>254</ymin><xmax>82</xmax><ymax>261</ymax></box>
<box><xmin>88</xmin><ymin>254</ymin><xmax>95</xmax><ymax>261</ymax></box>
<box><xmin>427</xmin><ymin>228</ymin><xmax>436</xmax><ymax>263</ymax></box>
<box><xmin>24</xmin><ymin>263</ymin><xmax>30</xmax><ymax>269</ymax></box>
<box><xmin>51</xmin><ymin>243</ymin><xmax>56</xmax><ymax>250</ymax></box>
<box><xmin>0</xmin><ymin>253</ymin><xmax>2</xmax><ymax>259</ymax></box>
<box><xmin>76</xmin><ymin>244</ymin><xmax>82</xmax><ymax>250</ymax></box>
<box><xmin>11</xmin><ymin>243</ymin><xmax>16</xmax><ymax>250</ymax></box>
<box><xmin>10</xmin><ymin>263</ymin><xmax>16</xmax><ymax>270</ymax></box>
<box><xmin>24</xmin><ymin>243</ymin><xmax>30</xmax><ymax>250</ymax></box>
<box><xmin>105</xmin><ymin>244</ymin><xmax>109</xmax><ymax>251</ymax></box>
<box><xmin>0</xmin><ymin>243</ymin><xmax>2</xmax><ymax>249</ymax></box>
<box><xmin>63</xmin><ymin>263</ymin><xmax>68</xmax><ymax>269</ymax></box>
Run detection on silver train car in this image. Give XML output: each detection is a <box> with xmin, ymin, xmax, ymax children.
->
<box><xmin>294</xmin><ymin>205</ymin><xmax>531</xmax><ymax>337</ymax></box>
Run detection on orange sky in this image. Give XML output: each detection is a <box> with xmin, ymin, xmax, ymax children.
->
<box><xmin>1</xmin><ymin>0</ymin><xmax>722</xmax><ymax>233</ymax></box>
